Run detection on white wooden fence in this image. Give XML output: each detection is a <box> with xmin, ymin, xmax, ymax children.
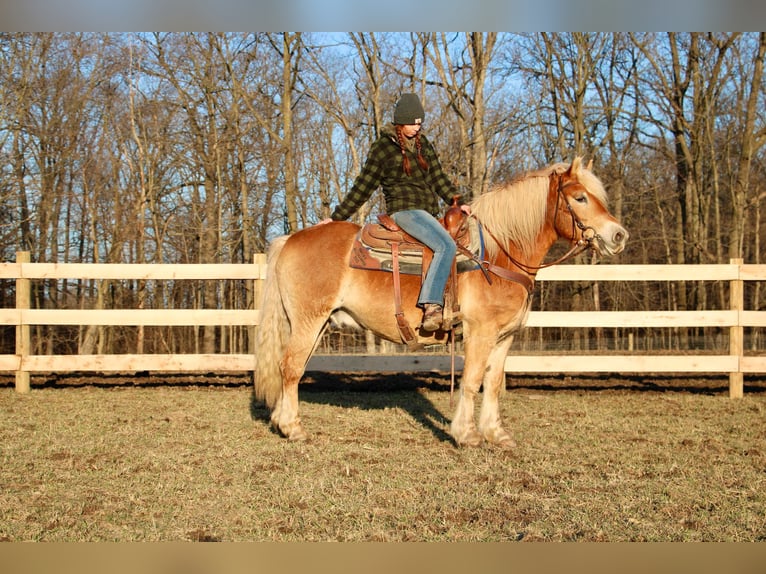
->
<box><xmin>2</xmin><ymin>252</ymin><xmax>764</xmax><ymax>398</ymax></box>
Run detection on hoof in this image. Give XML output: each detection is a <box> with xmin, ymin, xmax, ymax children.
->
<box><xmin>483</xmin><ymin>428</ymin><xmax>517</xmax><ymax>450</ymax></box>
<box><xmin>451</xmin><ymin>428</ymin><xmax>483</xmax><ymax>448</ymax></box>
<box><xmin>494</xmin><ymin>436</ymin><xmax>517</xmax><ymax>450</ymax></box>
<box><xmin>287</xmin><ymin>429</ymin><xmax>308</xmax><ymax>442</ymax></box>
<box><xmin>273</xmin><ymin>419</ymin><xmax>308</xmax><ymax>441</ymax></box>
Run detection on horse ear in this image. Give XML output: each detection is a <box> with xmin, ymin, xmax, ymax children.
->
<box><xmin>586</xmin><ymin>159</ymin><xmax>593</xmax><ymax>170</ymax></box>
<box><xmin>569</xmin><ymin>156</ymin><xmax>582</xmax><ymax>175</ymax></box>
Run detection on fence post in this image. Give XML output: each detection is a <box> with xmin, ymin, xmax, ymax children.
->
<box><xmin>729</xmin><ymin>258</ymin><xmax>744</xmax><ymax>399</ymax></box>
<box><xmin>15</xmin><ymin>251</ymin><xmax>31</xmax><ymax>393</ymax></box>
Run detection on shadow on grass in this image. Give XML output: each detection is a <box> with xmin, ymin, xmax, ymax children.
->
<box><xmin>248</xmin><ymin>371</ymin><xmax>456</xmax><ymax>445</ymax></box>
<box><xmin>4</xmin><ymin>370</ymin><xmax>764</xmax><ymax>445</ymax></box>
<box><xmin>245</xmin><ymin>371</ymin><xmax>765</xmax><ymax>445</ymax></box>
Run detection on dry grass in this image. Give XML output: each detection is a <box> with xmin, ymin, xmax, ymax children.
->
<box><xmin>0</xmin><ymin>373</ymin><xmax>765</xmax><ymax>542</ymax></box>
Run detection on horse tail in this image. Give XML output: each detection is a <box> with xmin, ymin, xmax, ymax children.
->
<box><xmin>254</xmin><ymin>235</ymin><xmax>290</xmax><ymax>409</ymax></box>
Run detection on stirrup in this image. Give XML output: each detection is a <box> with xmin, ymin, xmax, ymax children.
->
<box><xmin>421</xmin><ymin>304</ymin><xmax>444</xmax><ymax>332</ymax></box>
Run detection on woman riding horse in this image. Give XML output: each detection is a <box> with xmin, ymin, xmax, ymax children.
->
<box><xmin>319</xmin><ymin>93</ymin><xmax>471</xmax><ymax>331</ymax></box>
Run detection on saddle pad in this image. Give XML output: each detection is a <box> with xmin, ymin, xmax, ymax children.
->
<box><xmin>350</xmin><ymin>217</ymin><xmax>484</xmax><ymax>275</ymax></box>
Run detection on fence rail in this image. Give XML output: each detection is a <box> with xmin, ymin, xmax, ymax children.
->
<box><xmin>2</xmin><ymin>252</ymin><xmax>764</xmax><ymax>397</ymax></box>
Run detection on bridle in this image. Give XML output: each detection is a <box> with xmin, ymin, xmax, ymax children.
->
<box><xmin>476</xmin><ymin>172</ymin><xmax>602</xmax><ymax>279</ymax></box>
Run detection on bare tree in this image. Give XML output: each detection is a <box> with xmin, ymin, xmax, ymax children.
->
<box><xmin>421</xmin><ymin>32</ymin><xmax>499</xmax><ymax>198</ymax></box>
<box><xmin>299</xmin><ymin>32</ymin><xmax>403</xmax><ymax>225</ymax></box>
<box><xmin>147</xmin><ymin>33</ymin><xmax>234</xmax><ymax>352</ymax></box>
<box><xmin>727</xmin><ymin>33</ymin><xmax>766</xmax><ymax>261</ymax></box>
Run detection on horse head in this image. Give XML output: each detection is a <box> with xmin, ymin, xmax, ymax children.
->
<box><xmin>552</xmin><ymin>157</ymin><xmax>628</xmax><ymax>257</ymax></box>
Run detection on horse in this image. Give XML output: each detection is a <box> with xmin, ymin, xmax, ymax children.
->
<box><xmin>254</xmin><ymin>157</ymin><xmax>628</xmax><ymax>449</ymax></box>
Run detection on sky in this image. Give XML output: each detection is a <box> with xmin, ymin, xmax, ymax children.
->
<box><xmin>1</xmin><ymin>0</ymin><xmax>764</xmax><ymax>32</ymax></box>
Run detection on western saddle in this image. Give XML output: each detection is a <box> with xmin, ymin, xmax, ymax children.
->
<box><xmin>352</xmin><ymin>196</ymin><xmax>472</xmax><ymax>349</ymax></box>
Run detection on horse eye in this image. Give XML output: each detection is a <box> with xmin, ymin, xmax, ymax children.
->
<box><xmin>575</xmin><ymin>194</ymin><xmax>588</xmax><ymax>204</ymax></box>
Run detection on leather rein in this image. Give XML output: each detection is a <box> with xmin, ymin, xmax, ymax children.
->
<box><xmin>461</xmin><ymin>173</ymin><xmax>601</xmax><ymax>290</ymax></box>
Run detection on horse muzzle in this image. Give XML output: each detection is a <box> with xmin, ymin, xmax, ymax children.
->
<box><xmin>594</xmin><ymin>222</ymin><xmax>629</xmax><ymax>256</ymax></box>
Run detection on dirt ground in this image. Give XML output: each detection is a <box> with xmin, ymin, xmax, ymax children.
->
<box><xmin>2</xmin><ymin>368</ymin><xmax>765</xmax><ymax>542</ymax></box>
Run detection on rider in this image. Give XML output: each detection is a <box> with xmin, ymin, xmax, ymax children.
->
<box><xmin>320</xmin><ymin>93</ymin><xmax>470</xmax><ymax>331</ymax></box>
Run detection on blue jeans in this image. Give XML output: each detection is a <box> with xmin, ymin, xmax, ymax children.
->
<box><xmin>391</xmin><ymin>209</ymin><xmax>456</xmax><ymax>307</ymax></box>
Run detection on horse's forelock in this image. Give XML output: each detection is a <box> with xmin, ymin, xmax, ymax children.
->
<box><xmin>567</xmin><ymin>157</ymin><xmax>609</xmax><ymax>207</ymax></box>
<box><xmin>577</xmin><ymin>167</ymin><xmax>609</xmax><ymax>207</ymax></box>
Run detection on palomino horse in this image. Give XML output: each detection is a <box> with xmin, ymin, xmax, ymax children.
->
<box><xmin>254</xmin><ymin>157</ymin><xmax>628</xmax><ymax>448</ymax></box>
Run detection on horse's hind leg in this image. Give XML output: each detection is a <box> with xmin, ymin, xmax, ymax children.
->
<box><xmin>272</xmin><ymin>317</ymin><xmax>327</xmax><ymax>441</ymax></box>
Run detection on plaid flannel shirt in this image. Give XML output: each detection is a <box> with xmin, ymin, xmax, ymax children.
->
<box><xmin>331</xmin><ymin>126</ymin><xmax>459</xmax><ymax>221</ymax></box>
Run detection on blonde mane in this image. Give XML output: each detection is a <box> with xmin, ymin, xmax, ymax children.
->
<box><xmin>470</xmin><ymin>159</ymin><xmax>608</xmax><ymax>260</ymax></box>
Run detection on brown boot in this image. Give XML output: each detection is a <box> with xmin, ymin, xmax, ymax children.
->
<box><xmin>421</xmin><ymin>303</ymin><xmax>444</xmax><ymax>331</ymax></box>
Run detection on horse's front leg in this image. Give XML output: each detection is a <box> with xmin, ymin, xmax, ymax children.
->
<box><xmin>450</xmin><ymin>385</ymin><xmax>482</xmax><ymax>447</ymax></box>
<box><xmin>478</xmin><ymin>336</ymin><xmax>517</xmax><ymax>449</ymax></box>
<box><xmin>450</xmin><ymin>333</ymin><xmax>493</xmax><ymax>448</ymax></box>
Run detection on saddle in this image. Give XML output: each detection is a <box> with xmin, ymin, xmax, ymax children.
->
<box><xmin>349</xmin><ymin>196</ymin><xmax>482</xmax><ymax>349</ymax></box>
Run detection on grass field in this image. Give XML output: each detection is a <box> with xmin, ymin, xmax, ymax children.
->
<box><xmin>1</xmin><ymin>373</ymin><xmax>764</xmax><ymax>542</ymax></box>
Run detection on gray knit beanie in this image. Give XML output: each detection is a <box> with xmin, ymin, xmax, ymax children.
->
<box><xmin>393</xmin><ymin>93</ymin><xmax>425</xmax><ymax>125</ymax></box>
